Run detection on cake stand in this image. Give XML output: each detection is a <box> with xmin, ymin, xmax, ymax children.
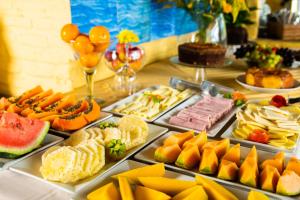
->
<box><xmin>169</xmin><ymin>56</ymin><xmax>233</xmax><ymax>83</ymax></box>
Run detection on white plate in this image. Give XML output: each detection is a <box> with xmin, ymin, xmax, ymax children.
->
<box><xmin>102</xmin><ymin>85</ymin><xmax>194</xmax><ymax>122</ymax></box>
<box><xmin>73</xmin><ymin>159</ymin><xmax>250</xmax><ymax>200</ymax></box>
<box><xmin>134</xmin><ymin>131</ymin><xmax>297</xmax><ymax>200</ymax></box>
<box><xmin>236</xmin><ymin>74</ymin><xmax>300</xmax><ymax>93</ymax></box>
<box><xmin>221</xmin><ymin>120</ymin><xmax>300</xmax><ymax>155</ymax></box>
<box><xmin>0</xmin><ymin>134</ymin><xmax>64</xmax><ymax>170</ymax></box>
<box><xmin>49</xmin><ymin>112</ymin><xmax>112</xmax><ymax>137</ymax></box>
<box><xmin>170</xmin><ymin>56</ymin><xmax>233</xmax><ymax>68</ymax></box>
<box><xmin>9</xmin><ymin>117</ymin><xmax>168</xmax><ymax>194</ymax></box>
<box><xmin>154</xmin><ymin>95</ymin><xmax>237</xmax><ymax>137</ymax></box>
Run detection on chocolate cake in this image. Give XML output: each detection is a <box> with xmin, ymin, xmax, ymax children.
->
<box><xmin>178</xmin><ymin>43</ymin><xmax>226</xmax><ymax>66</ymax></box>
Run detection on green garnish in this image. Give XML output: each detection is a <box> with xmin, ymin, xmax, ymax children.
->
<box><xmin>99</xmin><ymin>122</ymin><xmax>118</xmax><ymax>129</ymax></box>
<box><xmin>223</xmin><ymin>92</ymin><xmax>232</xmax><ymax>99</ymax></box>
<box><xmin>106</xmin><ymin>139</ymin><xmax>126</xmax><ymax>161</ymax></box>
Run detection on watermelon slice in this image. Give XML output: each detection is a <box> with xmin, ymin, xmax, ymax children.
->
<box><xmin>0</xmin><ymin>111</ymin><xmax>49</xmax><ymax>158</ymax></box>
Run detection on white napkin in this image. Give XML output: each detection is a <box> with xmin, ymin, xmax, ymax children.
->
<box><xmin>0</xmin><ymin>170</ymin><xmax>72</xmax><ymax>200</ymax></box>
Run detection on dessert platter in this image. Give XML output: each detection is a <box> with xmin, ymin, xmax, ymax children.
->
<box><xmin>103</xmin><ymin>85</ymin><xmax>194</xmax><ymax>122</ymax></box>
<box><xmin>154</xmin><ymin>93</ymin><xmax>244</xmax><ymax>137</ymax></box>
<box><xmin>9</xmin><ymin>115</ymin><xmax>168</xmax><ymax>193</ymax></box>
<box><xmin>135</xmin><ymin>130</ymin><xmax>300</xmax><ymax>200</ymax></box>
<box><xmin>222</xmin><ymin>95</ymin><xmax>300</xmax><ymax>153</ymax></box>
<box><xmin>234</xmin><ymin>43</ymin><xmax>300</xmax><ymax>93</ymax></box>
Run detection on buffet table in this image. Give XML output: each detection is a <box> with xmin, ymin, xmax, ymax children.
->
<box><xmin>1</xmin><ymin>59</ymin><xmax>300</xmax><ymax>200</ymax></box>
<box><xmin>73</xmin><ymin>59</ymin><xmax>300</xmax><ymax>105</ymax></box>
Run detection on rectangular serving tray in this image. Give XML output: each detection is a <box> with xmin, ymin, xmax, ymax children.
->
<box><xmin>221</xmin><ymin>120</ymin><xmax>300</xmax><ymax>155</ymax></box>
<box><xmin>9</xmin><ymin>117</ymin><xmax>168</xmax><ymax>194</ymax></box>
<box><xmin>72</xmin><ymin>160</ymin><xmax>250</xmax><ymax>200</ymax></box>
<box><xmin>154</xmin><ymin>95</ymin><xmax>237</xmax><ymax>137</ymax></box>
<box><xmin>102</xmin><ymin>85</ymin><xmax>194</xmax><ymax>122</ymax></box>
<box><xmin>134</xmin><ymin>131</ymin><xmax>298</xmax><ymax>200</ymax></box>
<box><xmin>0</xmin><ymin>134</ymin><xmax>64</xmax><ymax>170</ymax></box>
<box><xmin>49</xmin><ymin>112</ymin><xmax>112</xmax><ymax>137</ymax></box>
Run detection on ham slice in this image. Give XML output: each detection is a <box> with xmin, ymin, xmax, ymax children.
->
<box><xmin>169</xmin><ymin>96</ymin><xmax>234</xmax><ymax>131</ymax></box>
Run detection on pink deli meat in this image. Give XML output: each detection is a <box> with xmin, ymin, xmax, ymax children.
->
<box><xmin>169</xmin><ymin>96</ymin><xmax>234</xmax><ymax>131</ymax></box>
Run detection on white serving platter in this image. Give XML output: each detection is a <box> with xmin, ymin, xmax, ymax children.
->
<box><xmin>102</xmin><ymin>85</ymin><xmax>194</xmax><ymax>122</ymax></box>
<box><xmin>49</xmin><ymin>112</ymin><xmax>112</xmax><ymax>137</ymax></box>
<box><xmin>154</xmin><ymin>95</ymin><xmax>238</xmax><ymax>137</ymax></box>
<box><xmin>9</xmin><ymin>117</ymin><xmax>168</xmax><ymax>194</ymax></box>
<box><xmin>221</xmin><ymin>120</ymin><xmax>300</xmax><ymax>155</ymax></box>
<box><xmin>236</xmin><ymin>74</ymin><xmax>300</xmax><ymax>93</ymax></box>
<box><xmin>134</xmin><ymin>131</ymin><xmax>297</xmax><ymax>200</ymax></box>
<box><xmin>73</xmin><ymin>160</ymin><xmax>250</xmax><ymax>200</ymax></box>
<box><xmin>0</xmin><ymin>134</ymin><xmax>64</xmax><ymax>170</ymax></box>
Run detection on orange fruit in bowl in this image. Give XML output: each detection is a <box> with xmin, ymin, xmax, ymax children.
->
<box><xmin>73</xmin><ymin>35</ymin><xmax>94</xmax><ymax>54</ymax></box>
<box><xmin>94</xmin><ymin>42</ymin><xmax>110</xmax><ymax>53</ymax></box>
<box><xmin>79</xmin><ymin>52</ymin><xmax>100</xmax><ymax>68</ymax></box>
<box><xmin>61</xmin><ymin>24</ymin><xmax>79</xmax><ymax>43</ymax></box>
<box><xmin>89</xmin><ymin>26</ymin><xmax>110</xmax><ymax>44</ymax></box>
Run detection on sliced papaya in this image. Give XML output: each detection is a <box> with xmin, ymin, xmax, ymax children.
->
<box><xmin>28</xmin><ymin>111</ymin><xmax>58</xmax><ymax>119</ymax></box>
<box><xmin>222</xmin><ymin>143</ymin><xmax>240</xmax><ymax>166</ymax></box>
<box><xmin>175</xmin><ymin>144</ymin><xmax>200</xmax><ymax>169</ymax></box>
<box><xmin>163</xmin><ymin>131</ymin><xmax>194</xmax><ymax>147</ymax></box>
<box><xmin>134</xmin><ymin>186</ymin><xmax>170</xmax><ymax>200</ymax></box>
<box><xmin>260</xmin><ymin>152</ymin><xmax>284</xmax><ymax>174</ymax></box>
<box><xmin>21</xmin><ymin>89</ymin><xmax>53</xmax><ymax>106</ymax></box>
<box><xmin>83</xmin><ymin>100</ymin><xmax>101</xmax><ymax>123</ymax></box>
<box><xmin>286</xmin><ymin>157</ymin><xmax>300</xmax><ymax>176</ymax></box>
<box><xmin>62</xmin><ymin>99</ymin><xmax>89</xmax><ymax>115</ymax></box>
<box><xmin>0</xmin><ymin>97</ymin><xmax>12</xmax><ymax>110</ymax></box>
<box><xmin>111</xmin><ymin>163</ymin><xmax>165</xmax><ymax>184</ymax></box>
<box><xmin>39</xmin><ymin>92</ymin><xmax>64</xmax><ymax>109</ymax></box>
<box><xmin>276</xmin><ymin>170</ymin><xmax>300</xmax><ymax>196</ymax></box>
<box><xmin>182</xmin><ymin>131</ymin><xmax>207</xmax><ymax>151</ymax></box>
<box><xmin>16</xmin><ymin>85</ymin><xmax>43</xmax><ymax>104</ymax></box>
<box><xmin>260</xmin><ymin>165</ymin><xmax>280</xmax><ymax>192</ymax></box>
<box><xmin>199</xmin><ymin>148</ymin><xmax>218</xmax><ymax>175</ymax></box>
<box><xmin>52</xmin><ymin>113</ymin><xmax>87</xmax><ymax>131</ymax></box>
<box><xmin>154</xmin><ymin>143</ymin><xmax>181</xmax><ymax>164</ymax></box>
<box><xmin>195</xmin><ymin>175</ymin><xmax>238</xmax><ymax>200</ymax></box>
<box><xmin>217</xmin><ymin>160</ymin><xmax>239</xmax><ymax>181</ymax></box>
<box><xmin>54</xmin><ymin>95</ymin><xmax>77</xmax><ymax>111</ymax></box>
<box><xmin>138</xmin><ymin>176</ymin><xmax>196</xmax><ymax>195</ymax></box>
<box><xmin>6</xmin><ymin>103</ymin><xmax>23</xmax><ymax>114</ymax></box>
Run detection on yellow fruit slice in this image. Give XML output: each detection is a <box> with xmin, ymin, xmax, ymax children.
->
<box><xmin>172</xmin><ymin>185</ymin><xmax>204</xmax><ymax>200</ymax></box>
<box><xmin>118</xmin><ymin>176</ymin><xmax>134</xmax><ymax>200</ymax></box>
<box><xmin>87</xmin><ymin>182</ymin><xmax>121</xmax><ymax>200</ymax></box>
<box><xmin>134</xmin><ymin>186</ymin><xmax>170</xmax><ymax>200</ymax></box>
<box><xmin>111</xmin><ymin>163</ymin><xmax>165</xmax><ymax>183</ymax></box>
<box><xmin>195</xmin><ymin>175</ymin><xmax>238</xmax><ymax>200</ymax></box>
<box><xmin>247</xmin><ymin>190</ymin><xmax>269</xmax><ymax>200</ymax></box>
<box><xmin>138</xmin><ymin>176</ymin><xmax>196</xmax><ymax>195</ymax></box>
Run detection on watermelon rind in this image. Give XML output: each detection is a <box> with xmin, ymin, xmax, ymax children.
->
<box><xmin>0</xmin><ymin>121</ymin><xmax>50</xmax><ymax>157</ymax></box>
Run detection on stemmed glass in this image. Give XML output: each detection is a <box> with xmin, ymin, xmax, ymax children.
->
<box><xmin>60</xmin><ymin>24</ymin><xmax>110</xmax><ymax>101</ymax></box>
<box><xmin>104</xmin><ymin>36</ymin><xmax>144</xmax><ymax>95</ymax></box>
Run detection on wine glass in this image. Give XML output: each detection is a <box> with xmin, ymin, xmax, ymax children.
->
<box><xmin>104</xmin><ymin>43</ymin><xmax>144</xmax><ymax>95</ymax></box>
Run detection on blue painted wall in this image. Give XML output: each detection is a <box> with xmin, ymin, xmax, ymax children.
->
<box><xmin>70</xmin><ymin>0</ymin><xmax>197</xmax><ymax>44</ymax></box>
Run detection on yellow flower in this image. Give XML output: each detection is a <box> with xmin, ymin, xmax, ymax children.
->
<box><xmin>222</xmin><ymin>1</ymin><xmax>232</xmax><ymax>14</ymax></box>
<box><xmin>117</xmin><ymin>29</ymin><xmax>139</xmax><ymax>44</ymax></box>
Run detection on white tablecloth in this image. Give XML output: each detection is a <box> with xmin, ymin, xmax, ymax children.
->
<box><xmin>0</xmin><ymin>170</ymin><xmax>71</xmax><ymax>200</ymax></box>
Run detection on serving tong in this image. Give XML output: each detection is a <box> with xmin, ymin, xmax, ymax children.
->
<box><xmin>169</xmin><ymin>76</ymin><xmax>234</xmax><ymax>97</ymax></box>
